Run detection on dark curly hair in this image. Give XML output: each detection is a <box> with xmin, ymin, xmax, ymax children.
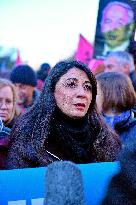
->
<box><xmin>8</xmin><ymin>60</ymin><xmax>120</xmax><ymax>164</ymax></box>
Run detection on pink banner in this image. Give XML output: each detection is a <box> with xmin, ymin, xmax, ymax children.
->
<box><xmin>75</xmin><ymin>34</ymin><xmax>93</xmax><ymax>65</ymax></box>
<box><xmin>88</xmin><ymin>59</ymin><xmax>104</xmax><ymax>73</ymax></box>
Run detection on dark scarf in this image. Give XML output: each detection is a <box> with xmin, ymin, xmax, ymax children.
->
<box><xmin>47</xmin><ymin>108</ymin><xmax>96</xmax><ymax>163</ymax></box>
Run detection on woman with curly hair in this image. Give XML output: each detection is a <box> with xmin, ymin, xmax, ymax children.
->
<box><xmin>7</xmin><ymin>61</ymin><xmax>120</xmax><ymax>169</ymax></box>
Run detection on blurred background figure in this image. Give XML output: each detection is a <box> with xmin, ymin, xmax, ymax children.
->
<box><xmin>0</xmin><ymin>78</ymin><xmax>19</xmax><ymax>128</ymax></box>
<box><xmin>10</xmin><ymin>64</ymin><xmax>40</xmax><ymax>114</ymax></box>
<box><xmin>104</xmin><ymin>51</ymin><xmax>136</xmax><ymax>91</ymax></box>
<box><xmin>96</xmin><ymin>72</ymin><xmax>136</xmax><ymax>145</ymax></box>
<box><xmin>101</xmin><ymin>1</ymin><xmax>134</xmax><ymax>56</ymax></box>
<box><xmin>0</xmin><ymin>70</ymin><xmax>11</xmax><ymax>80</ymax></box>
<box><xmin>45</xmin><ymin>161</ymin><xmax>85</xmax><ymax>205</ymax></box>
<box><xmin>0</xmin><ymin>117</ymin><xmax>10</xmax><ymax>169</ymax></box>
<box><xmin>102</xmin><ymin>135</ymin><xmax>136</xmax><ymax>205</ymax></box>
<box><xmin>36</xmin><ymin>63</ymin><xmax>51</xmax><ymax>91</ymax></box>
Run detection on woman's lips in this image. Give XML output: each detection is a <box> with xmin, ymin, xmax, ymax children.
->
<box><xmin>74</xmin><ymin>103</ymin><xmax>85</xmax><ymax>110</ymax></box>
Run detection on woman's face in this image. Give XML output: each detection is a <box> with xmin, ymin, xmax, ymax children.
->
<box><xmin>54</xmin><ymin>67</ymin><xmax>92</xmax><ymax>118</ymax></box>
<box><xmin>0</xmin><ymin>86</ymin><xmax>14</xmax><ymax>123</ymax></box>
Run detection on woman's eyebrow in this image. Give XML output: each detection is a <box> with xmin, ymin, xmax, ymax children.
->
<box><xmin>65</xmin><ymin>78</ymin><xmax>77</xmax><ymax>82</ymax></box>
<box><xmin>84</xmin><ymin>81</ymin><xmax>91</xmax><ymax>84</ymax></box>
<box><xmin>65</xmin><ymin>78</ymin><xmax>91</xmax><ymax>85</ymax></box>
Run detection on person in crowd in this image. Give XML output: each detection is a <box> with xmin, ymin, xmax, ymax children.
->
<box><xmin>0</xmin><ymin>78</ymin><xmax>20</xmax><ymax>129</ymax></box>
<box><xmin>100</xmin><ymin>1</ymin><xmax>134</xmax><ymax>56</ymax></box>
<box><xmin>0</xmin><ymin>117</ymin><xmax>10</xmax><ymax>169</ymax></box>
<box><xmin>6</xmin><ymin>60</ymin><xmax>120</xmax><ymax>169</ymax></box>
<box><xmin>0</xmin><ymin>70</ymin><xmax>11</xmax><ymax>79</ymax></box>
<box><xmin>10</xmin><ymin>64</ymin><xmax>40</xmax><ymax>113</ymax></box>
<box><xmin>96</xmin><ymin>72</ymin><xmax>136</xmax><ymax>144</ymax></box>
<box><xmin>104</xmin><ymin>51</ymin><xmax>136</xmax><ymax>91</ymax></box>
<box><xmin>36</xmin><ymin>62</ymin><xmax>51</xmax><ymax>91</ymax></box>
<box><xmin>102</xmin><ymin>135</ymin><xmax>136</xmax><ymax>205</ymax></box>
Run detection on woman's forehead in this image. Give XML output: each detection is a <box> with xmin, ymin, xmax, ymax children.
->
<box><xmin>59</xmin><ymin>67</ymin><xmax>90</xmax><ymax>81</ymax></box>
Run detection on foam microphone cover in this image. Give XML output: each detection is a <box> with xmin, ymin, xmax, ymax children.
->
<box><xmin>45</xmin><ymin>161</ymin><xmax>86</xmax><ymax>205</ymax></box>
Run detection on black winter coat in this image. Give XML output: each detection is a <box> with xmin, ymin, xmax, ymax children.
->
<box><xmin>116</xmin><ymin>117</ymin><xmax>136</xmax><ymax>145</ymax></box>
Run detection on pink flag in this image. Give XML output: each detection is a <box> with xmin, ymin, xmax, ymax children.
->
<box><xmin>88</xmin><ymin>59</ymin><xmax>104</xmax><ymax>73</ymax></box>
<box><xmin>75</xmin><ymin>34</ymin><xmax>93</xmax><ymax>65</ymax></box>
<box><xmin>15</xmin><ymin>49</ymin><xmax>22</xmax><ymax>66</ymax></box>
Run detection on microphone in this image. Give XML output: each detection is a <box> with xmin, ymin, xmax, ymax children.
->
<box><xmin>45</xmin><ymin>161</ymin><xmax>86</xmax><ymax>205</ymax></box>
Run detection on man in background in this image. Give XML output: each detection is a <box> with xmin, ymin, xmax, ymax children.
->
<box><xmin>101</xmin><ymin>1</ymin><xmax>134</xmax><ymax>56</ymax></box>
<box><xmin>10</xmin><ymin>64</ymin><xmax>39</xmax><ymax>113</ymax></box>
<box><xmin>104</xmin><ymin>51</ymin><xmax>136</xmax><ymax>91</ymax></box>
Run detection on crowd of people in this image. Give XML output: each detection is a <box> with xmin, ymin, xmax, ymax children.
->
<box><xmin>0</xmin><ymin>50</ymin><xmax>136</xmax><ymax>203</ymax></box>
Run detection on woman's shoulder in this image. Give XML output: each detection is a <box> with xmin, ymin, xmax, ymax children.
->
<box><xmin>93</xmin><ymin>125</ymin><xmax>121</xmax><ymax>162</ymax></box>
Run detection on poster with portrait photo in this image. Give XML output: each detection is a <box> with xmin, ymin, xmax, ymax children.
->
<box><xmin>93</xmin><ymin>0</ymin><xmax>136</xmax><ymax>60</ymax></box>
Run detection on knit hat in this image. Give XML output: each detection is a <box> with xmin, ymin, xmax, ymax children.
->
<box><xmin>10</xmin><ymin>64</ymin><xmax>37</xmax><ymax>87</ymax></box>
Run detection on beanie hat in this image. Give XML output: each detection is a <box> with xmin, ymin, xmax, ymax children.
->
<box><xmin>10</xmin><ymin>64</ymin><xmax>37</xmax><ymax>87</ymax></box>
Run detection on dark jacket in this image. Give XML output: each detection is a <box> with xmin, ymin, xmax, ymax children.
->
<box><xmin>0</xmin><ymin>122</ymin><xmax>10</xmax><ymax>169</ymax></box>
<box><xmin>102</xmin><ymin>136</ymin><xmax>136</xmax><ymax>205</ymax></box>
<box><xmin>117</xmin><ymin>117</ymin><xmax>136</xmax><ymax>144</ymax></box>
<box><xmin>6</xmin><ymin>117</ymin><xmax>120</xmax><ymax>169</ymax></box>
<box><xmin>104</xmin><ymin>111</ymin><xmax>136</xmax><ymax>145</ymax></box>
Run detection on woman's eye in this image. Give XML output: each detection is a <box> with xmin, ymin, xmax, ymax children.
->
<box><xmin>84</xmin><ymin>84</ymin><xmax>92</xmax><ymax>91</ymax></box>
<box><xmin>66</xmin><ymin>82</ymin><xmax>76</xmax><ymax>88</ymax></box>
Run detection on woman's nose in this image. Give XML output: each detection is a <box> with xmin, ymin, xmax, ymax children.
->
<box><xmin>77</xmin><ymin>86</ymin><xmax>86</xmax><ymax>97</ymax></box>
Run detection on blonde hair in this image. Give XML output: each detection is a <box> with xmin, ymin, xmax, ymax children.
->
<box><xmin>0</xmin><ymin>78</ymin><xmax>19</xmax><ymax>124</ymax></box>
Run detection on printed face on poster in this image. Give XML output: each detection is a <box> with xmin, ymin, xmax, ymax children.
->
<box><xmin>93</xmin><ymin>0</ymin><xmax>136</xmax><ymax>60</ymax></box>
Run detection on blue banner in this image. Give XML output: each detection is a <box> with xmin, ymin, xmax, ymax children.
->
<box><xmin>0</xmin><ymin>162</ymin><xmax>120</xmax><ymax>205</ymax></box>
